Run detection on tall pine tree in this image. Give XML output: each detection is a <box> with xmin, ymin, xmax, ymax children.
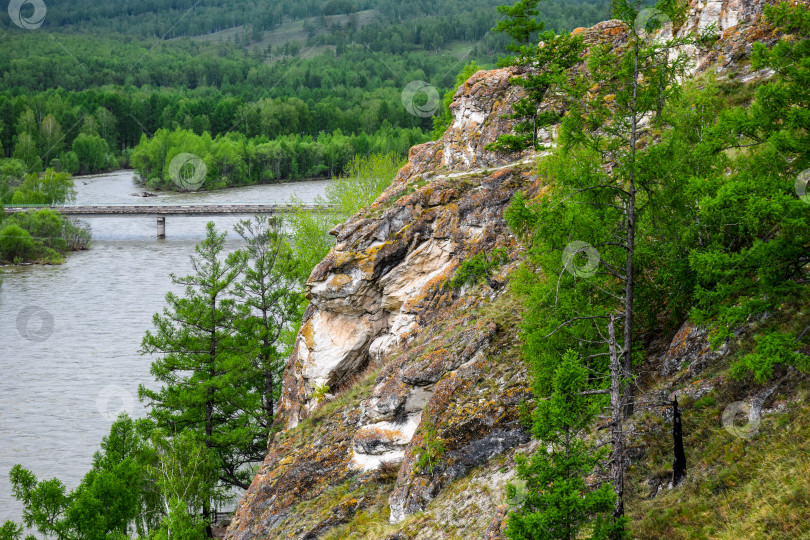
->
<box><xmin>139</xmin><ymin>222</ymin><xmax>253</xmax><ymax>531</ymax></box>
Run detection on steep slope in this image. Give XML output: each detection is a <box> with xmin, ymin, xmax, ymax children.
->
<box><xmin>225</xmin><ymin>1</ymin><xmax>797</xmax><ymax>538</ymax></box>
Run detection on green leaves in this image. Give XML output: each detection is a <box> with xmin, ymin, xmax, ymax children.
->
<box><xmin>495</xmin><ymin>0</ymin><xmax>547</xmax><ymax>59</ymax></box>
<box><xmin>731</xmin><ymin>331</ymin><xmax>809</xmax><ymax>383</ymax></box>
<box><xmin>488</xmin><ymin>31</ymin><xmax>585</xmax><ymax>152</ymax></box>
<box><xmin>683</xmin><ymin>3</ymin><xmax>810</xmax><ymax>377</ymax></box>
<box><xmin>8</xmin><ymin>414</ymin><xmax>159</xmax><ymax>540</ymax></box>
<box><xmin>0</xmin><ymin>521</ymin><xmax>25</xmax><ymax>540</ymax></box>
<box><xmin>506</xmin><ymin>352</ymin><xmax>623</xmax><ymax>540</ymax></box>
<box><xmin>414</xmin><ymin>417</ymin><xmax>447</xmax><ymax>476</ymax></box>
<box><xmin>450</xmin><ymin>248</ymin><xmax>509</xmax><ymax>289</ymax></box>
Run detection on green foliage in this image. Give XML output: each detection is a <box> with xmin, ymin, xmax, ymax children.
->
<box><xmin>683</xmin><ymin>3</ymin><xmax>810</xmax><ymax>378</ymax></box>
<box><xmin>72</xmin><ymin>133</ymin><xmax>110</xmax><ymax>175</ymax></box>
<box><xmin>5</xmin><ymin>169</ymin><xmax>76</xmax><ymax>205</ymax></box>
<box><xmin>450</xmin><ymin>247</ymin><xmax>509</xmax><ymax>289</ymax></box>
<box><xmin>9</xmin><ymin>414</ymin><xmax>158</xmax><ymax>540</ymax></box>
<box><xmin>506</xmin><ymin>351</ymin><xmax>624</xmax><ymax>539</ymax></box>
<box><xmin>0</xmin><ymin>224</ymin><xmax>35</xmax><ymax>262</ymax></box>
<box><xmin>326</xmin><ymin>152</ymin><xmax>405</xmax><ymax>216</ymax></box>
<box><xmin>131</xmin><ymin>127</ymin><xmax>417</xmax><ymax>191</ymax></box>
<box><xmin>146</xmin><ymin>429</ymin><xmax>225</xmax><ymax>534</ymax></box>
<box><xmin>505</xmin><ymin>146</ymin><xmax>620</xmax><ymax>393</ymax></box>
<box><xmin>149</xmin><ymin>498</ymin><xmax>209</xmax><ymax>540</ymax></box>
<box><xmin>233</xmin><ymin>215</ymin><xmax>307</xmax><ymax>428</ymax></box>
<box><xmin>139</xmin><ymin>222</ymin><xmax>261</xmax><ymax>492</ymax></box>
<box><xmin>0</xmin><ymin>164</ymin><xmax>89</xmax><ymax>264</ymax></box>
<box><xmin>414</xmin><ymin>417</ymin><xmax>446</xmax><ymax>476</ymax></box>
<box><xmin>495</xmin><ymin>0</ymin><xmax>546</xmax><ymax>60</ymax></box>
<box><xmin>311</xmin><ymin>383</ymin><xmax>331</xmax><ymax>404</ymax></box>
<box><xmin>0</xmin><ymin>521</ymin><xmax>26</xmax><ymax>540</ymax></box>
<box><xmin>489</xmin><ymin>30</ymin><xmax>584</xmax><ymax>152</ymax></box>
<box><xmin>286</xmin><ymin>196</ymin><xmax>340</xmax><ymax>279</ymax></box>
<box><xmin>731</xmin><ymin>330</ymin><xmax>810</xmax><ymax>383</ymax></box>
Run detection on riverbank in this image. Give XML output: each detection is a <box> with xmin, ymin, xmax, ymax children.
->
<box><xmin>0</xmin><ymin>171</ymin><xmax>331</xmax><ymax>523</ymax></box>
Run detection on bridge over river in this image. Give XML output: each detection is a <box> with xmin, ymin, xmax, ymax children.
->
<box><xmin>4</xmin><ymin>203</ymin><xmax>331</xmax><ymax>237</ymax></box>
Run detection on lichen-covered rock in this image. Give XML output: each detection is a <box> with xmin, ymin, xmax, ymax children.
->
<box><xmin>226</xmin><ymin>1</ymin><xmax>779</xmax><ymax>537</ymax></box>
<box><xmin>277</xmin><ymin>157</ymin><xmax>534</xmax><ymax>430</ymax></box>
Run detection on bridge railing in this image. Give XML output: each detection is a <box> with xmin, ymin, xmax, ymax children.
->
<box><xmin>3</xmin><ymin>203</ymin><xmax>67</xmax><ymax>208</ymax></box>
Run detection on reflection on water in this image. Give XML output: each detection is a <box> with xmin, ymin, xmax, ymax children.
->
<box><xmin>0</xmin><ymin>171</ymin><xmax>330</xmax><ymax>522</ymax></box>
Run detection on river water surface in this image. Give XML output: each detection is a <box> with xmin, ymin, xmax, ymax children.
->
<box><xmin>0</xmin><ymin>171</ymin><xmax>330</xmax><ymax>522</ymax></box>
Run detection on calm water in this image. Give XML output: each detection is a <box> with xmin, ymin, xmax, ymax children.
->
<box><xmin>0</xmin><ymin>171</ymin><xmax>330</xmax><ymax>522</ymax></box>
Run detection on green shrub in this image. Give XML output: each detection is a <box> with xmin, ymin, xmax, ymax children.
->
<box><xmin>414</xmin><ymin>417</ymin><xmax>446</xmax><ymax>475</ymax></box>
<box><xmin>450</xmin><ymin>248</ymin><xmax>509</xmax><ymax>289</ymax></box>
<box><xmin>0</xmin><ymin>224</ymin><xmax>36</xmax><ymax>262</ymax></box>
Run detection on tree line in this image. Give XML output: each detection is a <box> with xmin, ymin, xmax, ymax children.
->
<box><xmin>131</xmin><ymin>126</ymin><xmax>423</xmax><ymax>189</ymax></box>
<box><xmin>0</xmin><ymin>81</ymin><xmax>431</xmax><ymax>180</ymax></box>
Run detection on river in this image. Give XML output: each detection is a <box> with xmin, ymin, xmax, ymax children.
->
<box><xmin>0</xmin><ymin>170</ymin><xmax>330</xmax><ymax>523</ymax></box>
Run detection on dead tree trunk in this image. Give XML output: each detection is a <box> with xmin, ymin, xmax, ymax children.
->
<box><xmin>672</xmin><ymin>395</ymin><xmax>687</xmax><ymax>487</ymax></box>
<box><xmin>608</xmin><ymin>315</ymin><xmax>624</xmax><ymax>520</ymax></box>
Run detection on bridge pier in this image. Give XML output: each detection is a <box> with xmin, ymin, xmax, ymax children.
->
<box><xmin>157</xmin><ymin>217</ymin><xmax>166</xmax><ymax>239</ymax></box>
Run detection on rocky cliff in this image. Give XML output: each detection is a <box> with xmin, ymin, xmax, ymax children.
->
<box><xmin>225</xmin><ymin>1</ymin><xmax>791</xmax><ymax>537</ymax></box>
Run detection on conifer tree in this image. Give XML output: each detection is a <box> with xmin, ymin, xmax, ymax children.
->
<box><xmin>505</xmin><ymin>351</ymin><xmax>624</xmax><ymax>539</ymax></box>
<box><xmin>233</xmin><ymin>216</ymin><xmax>306</xmax><ymax>438</ymax></box>
<box><xmin>494</xmin><ymin>0</ymin><xmax>546</xmax><ymax>59</ymax></box>
<box><xmin>553</xmin><ymin>0</ymin><xmax>697</xmax><ymax>418</ymax></box>
<box><xmin>139</xmin><ymin>222</ymin><xmax>253</xmax><ymax>531</ymax></box>
<box><xmin>487</xmin><ymin>31</ymin><xmax>584</xmax><ymax>152</ymax></box>
<box><xmin>505</xmin><ymin>0</ymin><xmax>699</xmax><ymax>524</ymax></box>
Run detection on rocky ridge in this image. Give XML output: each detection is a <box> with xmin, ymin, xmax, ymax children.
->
<box><xmin>226</xmin><ymin>1</ymin><xmax>786</xmax><ymax>537</ymax></box>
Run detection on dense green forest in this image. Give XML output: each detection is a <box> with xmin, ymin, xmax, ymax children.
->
<box><xmin>0</xmin><ymin>0</ymin><xmax>611</xmax><ymax>187</ymax></box>
<box><xmin>0</xmin><ymin>0</ymin><xmax>614</xmax><ymax>265</ymax></box>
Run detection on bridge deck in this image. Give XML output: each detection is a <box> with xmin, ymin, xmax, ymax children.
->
<box><xmin>3</xmin><ymin>204</ymin><xmax>328</xmax><ymax>216</ymax></box>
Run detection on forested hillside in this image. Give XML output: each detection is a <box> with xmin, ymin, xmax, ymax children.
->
<box><xmin>0</xmin><ymin>0</ymin><xmax>610</xmax><ymax>189</ymax></box>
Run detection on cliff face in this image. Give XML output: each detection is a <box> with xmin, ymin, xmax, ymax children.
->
<box><xmin>226</xmin><ymin>1</ymin><xmax>780</xmax><ymax>537</ymax></box>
